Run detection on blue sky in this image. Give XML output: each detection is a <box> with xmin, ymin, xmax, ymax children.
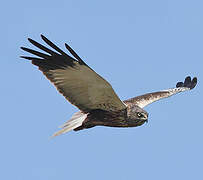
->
<box><xmin>1</xmin><ymin>0</ymin><xmax>202</xmax><ymax>179</ymax></box>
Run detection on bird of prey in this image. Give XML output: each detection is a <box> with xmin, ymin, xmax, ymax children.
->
<box><xmin>21</xmin><ymin>35</ymin><xmax>197</xmax><ymax>137</ymax></box>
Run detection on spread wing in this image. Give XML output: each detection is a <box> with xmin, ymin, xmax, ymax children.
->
<box><xmin>21</xmin><ymin>35</ymin><xmax>126</xmax><ymax>112</ymax></box>
<box><xmin>124</xmin><ymin>76</ymin><xmax>197</xmax><ymax>108</ymax></box>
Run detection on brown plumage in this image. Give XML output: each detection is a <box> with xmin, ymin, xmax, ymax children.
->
<box><xmin>21</xmin><ymin>35</ymin><xmax>197</xmax><ymax>137</ymax></box>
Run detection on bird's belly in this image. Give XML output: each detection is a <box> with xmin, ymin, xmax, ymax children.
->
<box><xmin>86</xmin><ymin>111</ymin><xmax>145</xmax><ymax>128</ymax></box>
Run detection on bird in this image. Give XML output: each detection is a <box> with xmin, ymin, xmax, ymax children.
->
<box><xmin>21</xmin><ymin>35</ymin><xmax>197</xmax><ymax>137</ymax></box>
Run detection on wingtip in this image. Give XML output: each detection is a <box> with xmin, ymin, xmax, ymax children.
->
<box><xmin>41</xmin><ymin>34</ymin><xmax>47</xmax><ymax>40</ymax></box>
<box><xmin>176</xmin><ymin>76</ymin><xmax>197</xmax><ymax>90</ymax></box>
<box><xmin>20</xmin><ymin>47</ymin><xmax>27</xmax><ymax>51</ymax></box>
<box><xmin>19</xmin><ymin>56</ymin><xmax>25</xmax><ymax>60</ymax></box>
<box><xmin>184</xmin><ymin>76</ymin><xmax>191</xmax><ymax>84</ymax></box>
<box><xmin>20</xmin><ymin>56</ymin><xmax>32</xmax><ymax>60</ymax></box>
<box><xmin>27</xmin><ymin>37</ymin><xmax>34</xmax><ymax>43</ymax></box>
<box><xmin>191</xmin><ymin>77</ymin><xmax>197</xmax><ymax>89</ymax></box>
<box><xmin>65</xmin><ymin>43</ymin><xmax>70</xmax><ymax>48</ymax></box>
<box><xmin>176</xmin><ymin>82</ymin><xmax>183</xmax><ymax>88</ymax></box>
<box><xmin>193</xmin><ymin>77</ymin><xmax>197</xmax><ymax>82</ymax></box>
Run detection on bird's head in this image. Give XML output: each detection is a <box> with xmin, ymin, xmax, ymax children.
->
<box><xmin>127</xmin><ymin>105</ymin><xmax>148</xmax><ymax>126</ymax></box>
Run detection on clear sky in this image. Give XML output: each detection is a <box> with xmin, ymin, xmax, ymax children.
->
<box><xmin>1</xmin><ymin>0</ymin><xmax>202</xmax><ymax>179</ymax></box>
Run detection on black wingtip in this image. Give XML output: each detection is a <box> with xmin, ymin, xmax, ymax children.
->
<box><xmin>176</xmin><ymin>82</ymin><xmax>184</xmax><ymax>88</ymax></box>
<box><xmin>40</xmin><ymin>34</ymin><xmax>48</xmax><ymax>42</ymax></box>
<box><xmin>40</xmin><ymin>34</ymin><xmax>47</xmax><ymax>41</ymax></box>
<box><xmin>191</xmin><ymin>77</ymin><xmax>197</xmax><ymax>89</ymax></box>
<box><xmin>20</xmin><ymin>47</ymin><xmax>29</xmax><ymax>59</ymax></box>
<box><xmin>27</xmin><ymin>38</ymin><xmax>33</xmax><ymax>43</ymax></box>
<box><xmin>20</xmin><ymin>56</ymin><xmax>33</xmax><ymax>60</ymax></box>
<box><xmin>20</xmin><ymin>47</ymin><xmax>29</xmax><ymax>52</ymax></box>
<box><xmin>176</xmin><ymin>76</ymin><xmax>197</xmax><ymax>89</ymax></box>
<box><xmin>65</xmin><ymin>43</ymin><xmax>87</xmax><ymax>65</ymax></box>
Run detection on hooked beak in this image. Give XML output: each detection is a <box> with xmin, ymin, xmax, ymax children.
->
<box><xmin>144</xmin><ymin>114</ymin><xmax>148</xmax><ymax>123</ymax></box>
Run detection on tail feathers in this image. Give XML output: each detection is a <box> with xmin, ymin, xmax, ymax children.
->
<box><xmin>52</xmin><ymin>112</ymin><xmax>87</xmax><ymax>137</ymax></box>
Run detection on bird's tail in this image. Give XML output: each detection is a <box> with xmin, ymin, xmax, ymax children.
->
<box><xmin>52</xmin><ymin>111</ymin><xmax>87</xmax><ymax>137</ymax></box>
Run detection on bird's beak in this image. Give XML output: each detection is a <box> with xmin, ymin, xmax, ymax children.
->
<box><xmin>144</xmin><ymin>114</ymin><xmax>148</xmax><ymax>123</ymax></box>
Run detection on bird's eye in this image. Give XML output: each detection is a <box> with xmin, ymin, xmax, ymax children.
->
<box><xmin>137</xmin><ymin>112</ymin><xmax>143</xmax><ymax>118</ymax></box>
